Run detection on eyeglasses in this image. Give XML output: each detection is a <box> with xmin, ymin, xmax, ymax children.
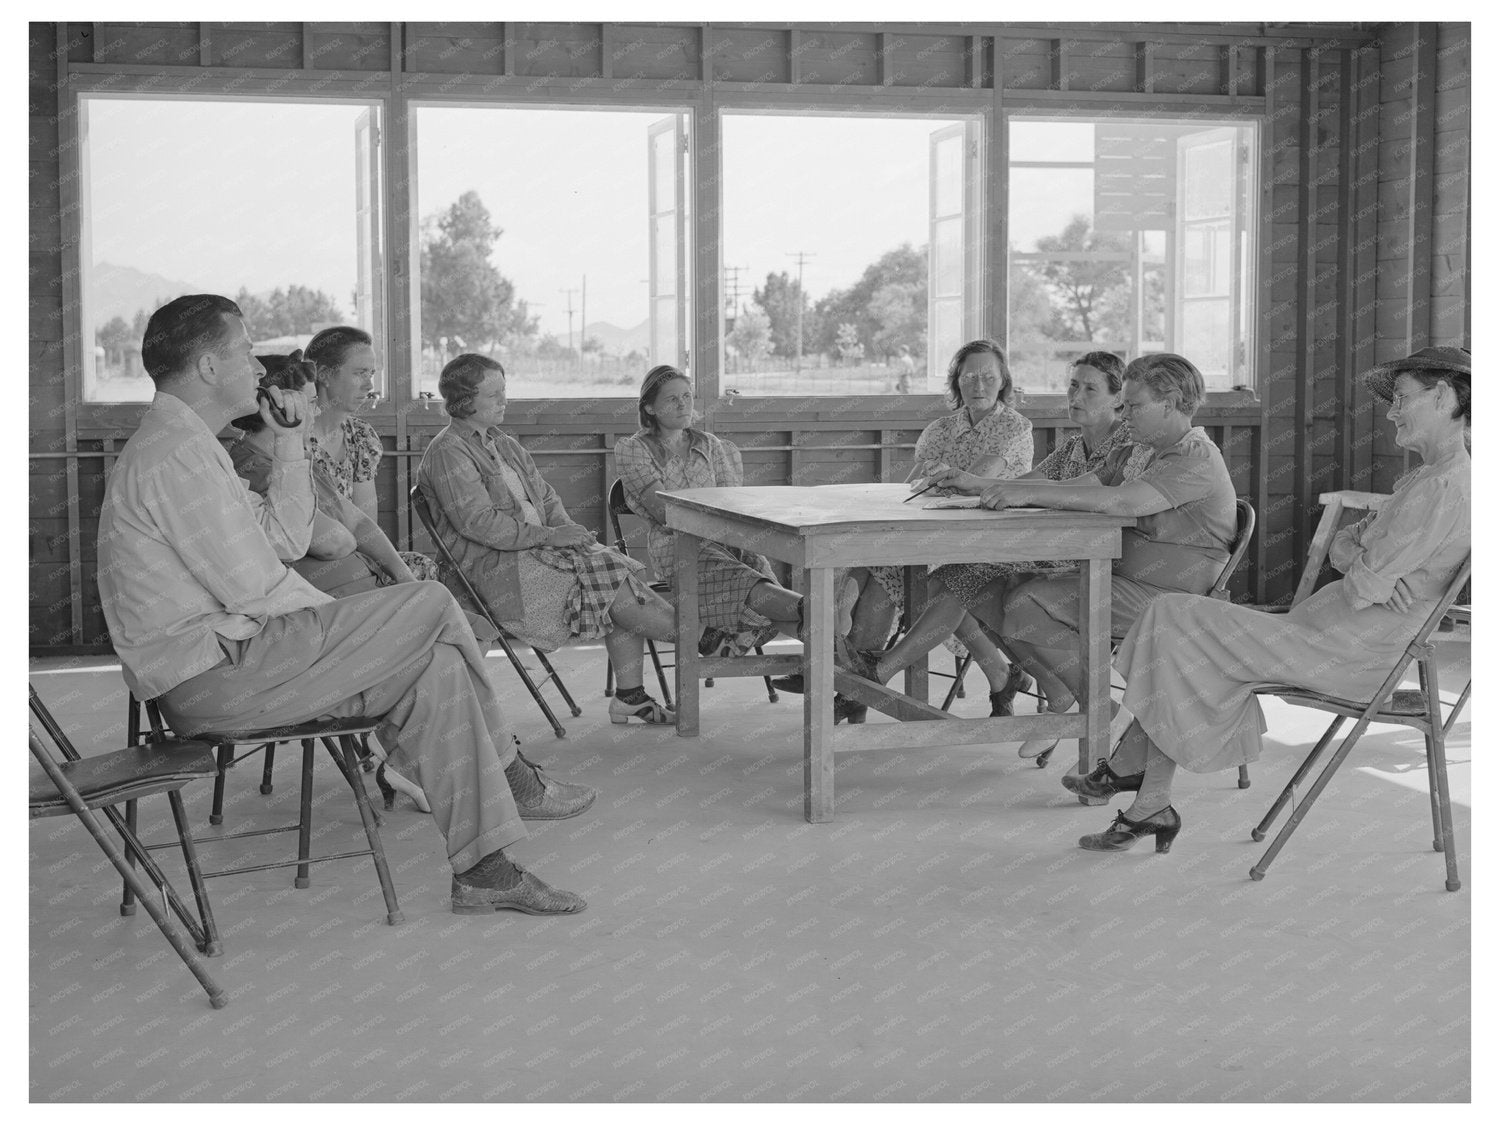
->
<box><xmin>1389</xmin><ymin>389</ymin><xmax>1428</xmax><ymax>411</ymax></box>
<box><xmin>1119</xmin><ymin>398</ymin><xmax>1160</xmax><ymax>415</ymax></box>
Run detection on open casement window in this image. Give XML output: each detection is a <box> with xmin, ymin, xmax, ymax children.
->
<box><xmin>927</xmin><ymin>121</ymin><xmax>979</xmax><ymax>391</ymax></box>
<box><xmin>77</xmin><ymin>96</ymin><xmax>386</xmax><ymax>403</ymax></box>
<box><xmin>648</xmin><ymin>115</ymin><xmax>689</xmax><ymax>370</ymax></box>
<box><xmin>1175</xmin><ymin>127</ymin><xmax>1252</xmax><ymax>386</ymax></box>
<box><xmin>353</xmin><ymin>108</ymin><xmax>385</xmax><ymax>379</ymax></box>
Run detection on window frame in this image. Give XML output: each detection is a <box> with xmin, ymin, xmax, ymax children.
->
<box><xmin>403</xmin><ymin>96</ymin><xmax>699</xmax><ymax>405</ymax></box>
<box><xmin>59</xmin><ymin>73</ymin><xmax>1266</xmax><ymax>435</ymax></box>
<box><xmin>65</xmin><ymin>83</ymin><xmax>391</xmax><ymax>424</ymax></box>
<box><xmin>711</xmin><ymin>96</ymin><xmax>990</xmax><ymax>412</ymax></box>
<box><xmin>1000</xmin><ymin>103</ymin><xmax>1263</xmax><ymax>403</ymax></box>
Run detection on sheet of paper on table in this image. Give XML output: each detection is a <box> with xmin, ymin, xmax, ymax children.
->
<box><xmin>922</xmin><ymin>496</ymin><xmax>1048</xmax><ymax>512</ymax></box>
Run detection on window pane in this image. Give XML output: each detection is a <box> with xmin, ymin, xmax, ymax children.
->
<box><xmin>1183</xmin><ymin>137</ymin><xmax>1233</xmax><ymax>221</ymax></box>
<box><xmin>721</xmin><ymin>112</ymin><xmax>977</xmax><ymax>396</ymax></box>
<box><xmin>80</xmin><ymin>97</ymin><xmax>383</xmax><ymax>403</ymax></box>
<box><xmin>1181</xmin><ymin>300</ymin><xmax>1230</xmax><ymax>379</ymax></box>
<box><xmin>1007</xmin><ymin>115</ymin><xmax>1256</xmax><ymax>391</ymax></box>
<box><xmin>933</xmin><ymin>132</ymin><xmax>963</xmax><ymax>217</ymax></box>
<box><xmin>932</xmin><ymin>216</ymin><xmax>964</xmax><ymax>298</ymax></box>
<box><xmin>412</xmin><ymin>106</ymin><xmax>690</xmax><ymax>398</ymax></box>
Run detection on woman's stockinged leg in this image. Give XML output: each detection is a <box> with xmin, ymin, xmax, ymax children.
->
<box><xmin>746</xmin><ymin>580</ymin><xmax>802</xmax><ymax>635</ymax></box>
<box><xmin>1002</xmin><ymin>636</ymin><xmax>1076</xmax><ymax>712</ymax></box>
<box><xmin>1125</xmin><ymin>741</ymin><xmax>1177</xmax><ymax>818</ymax></box>
<box><xmin>873</xmin><ymin>589</ymin><xmax>967</xmax><ymax>683</ymax></box>
<box><xmin>1109</xmin><ymin>719</ymin><xmax>1152</xmax><ymax>774</ymax></box>
<box><xmin>607</xmin><ymin>583</ymin><xmax>676</xmax><ymax>643</ymax></box>
<box><xmin>953</xmin><ymin>615</ymin><xmax>1013</xmax><ymax>692</ymax></box>
<box><xmin>604</xmin><ymin>628</ymin><xmax>646</xmax><ymax>690</ymax></box>
<box><xmin>846</xmin><ymin>578</ymin><xmax>899</xmax><ymax>651</ymax></box>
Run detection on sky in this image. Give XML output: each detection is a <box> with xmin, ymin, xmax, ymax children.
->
<box><xmin>82</xmin><ymin>97</ymin><xmax>1100</xmax><ymax>344</ymax></box>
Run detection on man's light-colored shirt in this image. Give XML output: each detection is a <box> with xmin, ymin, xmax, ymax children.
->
<box><xmin>97</xmin><ymin>392</ymin><xmax>330</xmax><ymax>700</ymax></box>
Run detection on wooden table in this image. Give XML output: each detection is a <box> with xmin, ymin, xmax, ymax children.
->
<box><xmin>662</xmin><ymin>483</ymin><xmax>1135</xmax><ymax>822</ymax></box>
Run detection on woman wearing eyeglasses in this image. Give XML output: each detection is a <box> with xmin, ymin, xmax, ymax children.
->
<box><xmin>803</xmin><ymin>339</ymin><xmax>1036</xmax><ymax>722</ymax></box>
<box><xmin>923</xmin><ymin>352</ymin><xmax>1238</xmax><ymax>762</ymax></box>
<box><xmin>1063</xmin><ymin>348</ymin><xmax>1469</xmax><ymax>855</ymax></box>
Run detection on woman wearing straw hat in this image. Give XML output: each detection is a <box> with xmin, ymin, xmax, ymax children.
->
<box><xmin>1063</xmin><ymin>347</ymin><xmax>1470</xmax><ymax>855</ymax></box>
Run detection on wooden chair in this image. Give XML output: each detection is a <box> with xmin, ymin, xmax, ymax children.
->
<box><xmin>30</xmin><ymin>686</ymin><xmax>229</xmax><ymax>1008</ymax></box>
<box><xmin>605</xmin><ymin>477</ymin><xmax>779</xmax><ymax>705</ymax></box>
<box><xmin>410</xmin><ymin>483</ymin><xmax>582</xmax><ymax>738</ymax></box>
<box><xmin>125</xmin><ymin>696</ymin><xmax>404</xmax><ymax>925</ymax></box>
<box><xmin>1249</xmin><ymin>490</ymin><xmax>1470</xmax><ymax>891</ymax></box>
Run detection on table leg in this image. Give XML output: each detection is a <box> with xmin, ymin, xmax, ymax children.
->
<box><xmin>804</xmin><ymin>566</ymin><xmax>836</xmax><ymax>823</ymax></box>
<box><xmin>1080</xmin><ymin>558</ymin><xmax>1113</xmax><ymax>776</ymax></box>
<box><xmin>675</xmin><ymin>532</ymin><xmax>701</xmax><ymax>737</ymax></box>
<box><xmin>903</xmin><ymin>563</ymin><xmax>929</xmax><ymax>703</ymax></box>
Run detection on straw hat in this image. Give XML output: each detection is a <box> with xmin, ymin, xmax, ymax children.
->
<box><xmin>1361</xmin><ymin>345</ymin><xmax>1470</xmax><ymax>404</ymax></box>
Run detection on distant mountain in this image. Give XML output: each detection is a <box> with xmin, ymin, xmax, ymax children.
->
<box><xmin>584</xmin><ymin>318</ymin><xmax>650</xmax><ymax>357</ymax></box>
<box><xmin>89</xmin><ymin>262</ymin><xmax>203</xmax><ymax>327</ymax></box>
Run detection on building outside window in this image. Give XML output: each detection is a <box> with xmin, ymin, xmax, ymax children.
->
<box><xmin>1007</xmin><ymin>115</ymin><xmax>1258</xmax><ymax>392</ymax></box>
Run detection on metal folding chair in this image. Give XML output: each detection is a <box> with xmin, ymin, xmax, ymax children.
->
<box><xmin>125</xmin><ymin>696</ymin><xmax>404</xmax><ymax>925</ymax></box>
<box><xmin>1249</xmin><ymin>490</ymin><xmax>1470</xmax><ymax>890</ymax></box>
<box><xmin>30</xmin><ymin>685</ymin><xmax>228</xmax><ymax>1008</ymax></box>
<box><xmin>410</xmin><ymin>483</ymin><xmax>582</xmax><ymax>738</ymax></box>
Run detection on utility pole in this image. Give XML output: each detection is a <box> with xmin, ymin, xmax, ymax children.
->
<box><xmin>787</xmin><ymin>251</ymin><xmax>816</xmax><ymax>375</ymax></box>
<box><xmin>580</xmin><ymin>274</ymin><xmax>587</xmax><ymax>355</ymax></box>
<box><xmin>723</xmin><ymin>264</ymin><xmax>745</xmax><ymax>324</ymax></box>
<box><xmin>559</xmin><ymin>287</ymin><xmax>579</xmax><ymax>354</ymax></box>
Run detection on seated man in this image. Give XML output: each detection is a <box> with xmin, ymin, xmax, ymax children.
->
<box><xmin>96</xmin><ymin>294</ymin><xmax>591</xmax><ymax>916</ymax></box>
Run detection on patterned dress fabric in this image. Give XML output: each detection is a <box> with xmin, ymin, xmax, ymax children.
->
<box><xmin>615</xmin><ymin>428</ymin><xmax>776</xmax><ymax>634</ymax></box>
<box><xmin>868</xmin><ymin>404</ymin><xmax>1036</xmax><ymax>606</ymax></box>
<box><xmin>418</xmin><ymin>422</ymin><xmax>648</xmax><ymax>652</ymax></box>
<box><xmin>309</xmin><ymin>414</ymin><xmax>438</xmax><ymax>582</ymax></box>
<box><xmin>933</xmin><ymin>422</ymin><xmax>1151</xmax><ymax>610</ymax></box>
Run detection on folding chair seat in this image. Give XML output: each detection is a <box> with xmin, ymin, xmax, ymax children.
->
<box><xmin>605</xmin><ymin>477</ymin><xmax>780</xmax><ymax>706</ymax></box>
<box><xmin>1246</xmin><ymin>490</ymin><xmax>1470</xmax><ymax>891</ymax></box>
<box><xmin>125</xmin><ymin>696</ymin><xmax>404</xmax><ymax>925</ymax></box>
<box><xmin>30</xmin><ymin>685</ymin><xmax>229</xmax><ymax>1008</ymax></box>
<box><xmin>410</xmin><ymin>483</ymin><xmax>582</xmax><ymax>738</ymax></box>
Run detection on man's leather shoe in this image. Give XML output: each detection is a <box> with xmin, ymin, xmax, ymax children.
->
<box><xmin>513</xmin><ymin>750</ymin><xmax>597</xmax><ymax>820</ymax></box>
<box><xmin>770</xmin><ymin>673</ymin><xmax>805</xmax><ymax>694</ymax></box>
<box><xmin>451</xmin><ymin>870</ymin><xmax>587</xmax><ymax>915</ymax></box>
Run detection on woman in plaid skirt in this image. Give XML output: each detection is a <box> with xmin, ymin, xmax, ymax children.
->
<box><xmin>418</xmin><ymin>354</ymin><xmax>679</xmax><ymax>725</ymax></box>
<box><xmin>616</xmin><ymin>366</ymin><xmax>804</xmax><ymax>656</ymax></box>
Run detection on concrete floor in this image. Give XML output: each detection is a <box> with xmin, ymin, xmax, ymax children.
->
<box><xmin>29</xmin><ymin>634</ymin><xmax>1470</xmax><ymax>1102</ymax></box>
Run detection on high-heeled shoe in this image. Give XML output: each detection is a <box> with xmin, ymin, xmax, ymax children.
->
<box><xmin>1062</xmin><ymin>758</ymin><xmax>1143</xmax><ymax>800</ymax></box>
<box><xmin>989</xmin><ymin>666</ymin><xmax>1033</xmax><ymax>717</ymax></box>
<box><xmin>1017</xmin><ymin>737</ymin><xmax>1059</xmax><ymax>761</ymax></box>
<box><xmin>376</xmin><ymin>763</ymin><xmax>431</xmax><ymax>814</ymax></box>
<box><xmin>1078</xmin><ymin>805</ymin><xmax>1181</xmax><ymax>854</ymax></box>
<box><xmin>608</xmin><ymin>693</ymin><xmax>674</xmax><ymax>725</ymax></box>
<box><xmin>833</xmin><ymin>694</ymin><xmax>868</xmax><ymax>725</ymax></box>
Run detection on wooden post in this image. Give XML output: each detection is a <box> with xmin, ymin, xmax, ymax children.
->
<box><xmin>803</xmin><ymin>566</ymin><xmax>836</xmax><ymax>822</ymax></box>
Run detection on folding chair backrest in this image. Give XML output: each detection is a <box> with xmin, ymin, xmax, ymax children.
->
<box><xmin>409</xmin><ymin>483</ymin><xmax>505</xmax><ymax>630</ymax></box>
<box><xmin>29</xmin><ymin>685</ymin><xmax>80</xmax><ymax>763</ymax></box>
<box><xmin>607</xmin><ymin>478</ymin><xmax>658</xmax><ymax>579</ymax></box>
<box><xmin>1209</xmin><ymin>498</ymin><xmax>1256</xmax><ymax>601</ymax></box>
